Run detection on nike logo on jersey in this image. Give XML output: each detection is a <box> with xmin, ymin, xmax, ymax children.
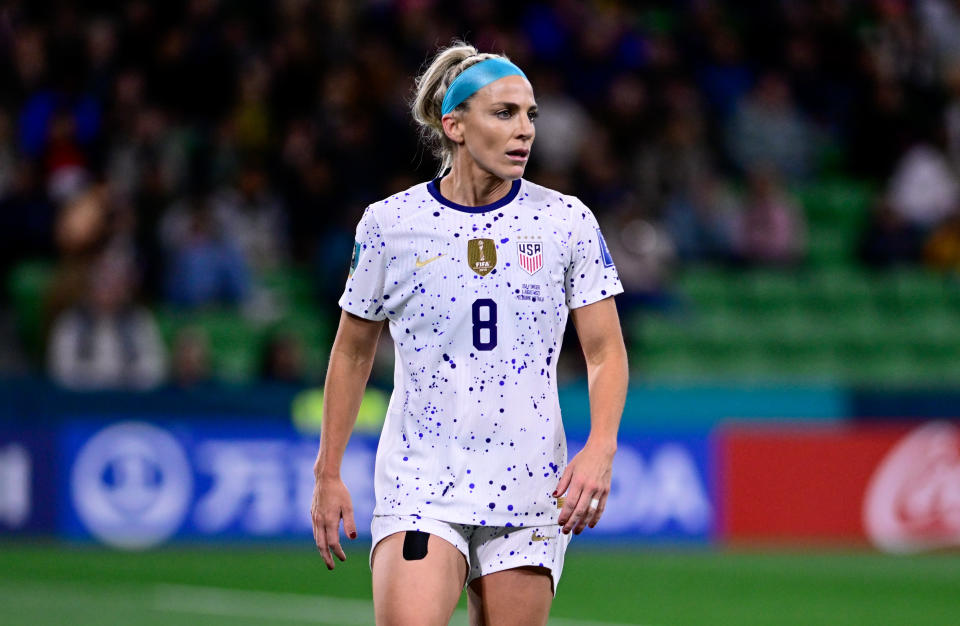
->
<box><xmin>531</xmin><ymin>530</ymin><xmax>551</xmax><ymax>542</ymax></box>
<box><xmin>415</xmin><ymin>254</ymin><xmax>443</xmax><ymax>268</ymax></box>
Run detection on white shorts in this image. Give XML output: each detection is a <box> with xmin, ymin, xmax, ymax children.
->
<box><xmin>370</xmin><ymin>515</ymin><xmax>571</xmax><ymax>593</ymax></box>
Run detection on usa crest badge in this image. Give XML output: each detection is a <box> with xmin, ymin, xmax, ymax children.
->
<box><xmin>467</xmin><ymin>238</ymin><xmax>496</xmax><ymax>276</ymax></box>
<box><xmin>517</xmin><ymin>241</ymin><xmax>543</xmax><ymax>275</ymax></box>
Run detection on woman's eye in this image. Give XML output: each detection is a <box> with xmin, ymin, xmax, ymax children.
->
<box><xmin>528</xmin><ymin>111</ymin><xmax>538</xmax><ymax>121</ymax></box>
<box><xmin>496</xmin><ymin>110</ymin><xmax>511</xmax><ymax>119</ymax></box>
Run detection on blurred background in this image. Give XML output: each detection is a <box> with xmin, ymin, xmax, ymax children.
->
<box><xmin>1</xmin><ymin>0</ymin><xmax>959</xmax><ymax>624</ymax></box>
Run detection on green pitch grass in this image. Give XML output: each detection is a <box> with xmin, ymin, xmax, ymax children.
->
<box><xmin>1</xmin><ymin>542</ymin><xmax>958</xmax><ymax>625</ymax></box>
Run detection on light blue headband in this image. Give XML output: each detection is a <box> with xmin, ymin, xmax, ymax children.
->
<box><xmin>441</xmin><ymin>58</ymin><xmax>528</xmax><ymax>116</ymax></box>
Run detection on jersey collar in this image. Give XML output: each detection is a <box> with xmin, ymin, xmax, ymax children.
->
<box><xmin>427</xmin><ymin>177</ymin><xmax>521</xmax><ymax>214</ymax></box>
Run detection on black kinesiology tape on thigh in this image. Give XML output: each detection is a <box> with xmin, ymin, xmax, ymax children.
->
<box><xmin>402</xmin><ymin>531</ymin><xmax>430</xmax><ymax>560</ymax></box>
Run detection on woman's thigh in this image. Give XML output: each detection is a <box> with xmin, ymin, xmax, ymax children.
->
<box><xmin>371</xmin><ymin>531</ymin><xmax>468</xmax><ymax>626</ymax></box>
<box><xmin>467</xmin><ymin>566</ymin><xmax>553</xmax><ymax>626</ymax></box>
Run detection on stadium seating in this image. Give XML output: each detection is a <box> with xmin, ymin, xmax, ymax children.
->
<box><xmin>7</xmin><ymin>259</ymin><xmax>56</xmax><ymax>359</ymax></box>
<box><xmin>8</xmin><ymin>261</ymin><xmax>331</xmax><ymax>385</ymax></box>
<box><xmin>155</xmin><ymin>268</ymin><xmax>332</xmax><ymax>383</ymax></box>
<box><xmin>631</xmin><ymin>179</ymin><xmax>960</xmax><ymax>385</ymax></box>
<box><xmin>10</xmin><ymin>180</ymin><xmax>960</xmax><ymax>387</ymax></box>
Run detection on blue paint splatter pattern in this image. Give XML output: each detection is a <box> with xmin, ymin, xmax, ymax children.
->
<box><xmin>338</xmin><ymin>178</ymin><xmax>623</xmax><ymax>527</ymax></box>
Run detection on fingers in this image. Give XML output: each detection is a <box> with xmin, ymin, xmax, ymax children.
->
<box><xmin>587</xmin><ymin>493</ymin><xmax>607</xmax><ymax>529</ymax></box>
<box><xmin>311</xmin><ymin>504</ymin><xmax>323</xmax><ymax>551</ymax></box>
<box><xmin>330</xmin><ymin>504</ymin><xmax>358</xmax><ymax>563</ymax></box>
<box><xmin>560</xmin><ymin>484</ymin><xmax>609</xmax><ymax>534</ymax></box>
<box><xmin>553</xmin><ymin>464</ymin><xmax>573</xmax><ymax>501</ymax></box>
<box><xmin>578</xmin><ymin>496</ymin><xmax>599</xmax><ymax>533</ymax></box>
<box><xmin>570</xmin><ymin>488</ymin><xmax>595</xmax><ymax>534</ymax></box>
<box><xmin>555</xmin><ymin>464</ymin><xmax>576</xmax><ymax>532</ymax></box>
<box><xmin>331</xmin><ymin>538</ymin><xmax>347</xmax><ymax>563</ymax></box>
<box><xmin>555</xmin><ymin>447</ymin><xmax>615</xmax><ymax>534</ymax></box>
<box><xmin>312</xmin><ymin>520</ymin><xmax>322</xmax><ymax>554</ymax></box>
<box><xmin>343</xmin><ymin>505</ymin><xmax>358</xmax><ymax>541</ymax></box>
<box><xmin>311</xmin><ymin>508</ymin><xmax>341</xmax><ymax>570</ymax></box>
<box><xmin>313</xmin><ymin>523</ymin><xmax>335</xmax><ymax>570</ymax></box>
<box><xmin>558</xmin><ymin>482</ymin><xmax>581</xmax><ymax>533</ymax></box>
<box><xmin>311</xmin><ymin>479</ymin><xmax>356</xmax><ymax>569</ymax></box>
<box><xmin>582</xmin><ymin>493</ymin><xmax>605</xmax><ymax>531</ymax></box>
<box><xmin>319</xmin><ymin>545</ymin><xmax>335</xmax><ymax>570</ymax></box>
<box><xmin>325</xmin><ymin>520</ymin><xmax>343</xmax><ymax>567</ymax></box>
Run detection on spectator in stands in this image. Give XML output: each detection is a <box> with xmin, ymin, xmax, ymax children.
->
<box><xmin>861</xmin><ymin>0</ymin><xmax>938</xmax><ymax>87</ymax></box>
<box><xmin>0</xmin><ymin>109</ymin><xmax>15</xmax><ymax>197</ymax></box>
<box><xmin>18</xmin><ymin>59</ymin><xmax>101</xmax><ymax>168</ymax></box>
<box><xmin>160</xmin><ymin>189</ymin><xmax>251</xmax><ymax>308</ymax></box>
<box><xmin>573</xmin><ymin>123</ymin><xmax>631</xmax><ymax>210</ymax></box>
<box><xmin>47</xmin><ymin>250</ymin><xmax>166</xmax><ymax>390</ymax></box>
<box><xmin>923</xmin><ymin>212</ymin><xmax>960</xmax><ymax>272</ymax></box>
<box><xmin>259</xmin><ymin>330</ymin><xmax>307</xmax><ymax>386</ymax></box>
<box><xmin>528</xmin><ymin>67</ymin><xmax>590</xmax><ymax>175</ymax></box>
<box><xmin>0</xmin><ymin>159</ymin><xmax>56</xmax><ymax>279</ymax></box>
<box><xmin>735</xmin><ymin>168</ymin><xmax>806</xmax><ymax>266</ymax></box>
<box><xmin>886</xmin><ymin>142</ymin><xmax>960</xmax><ymax>230</ymax></box>
<box><xmin>210</xmin><ymin>158</ymin><xmax>289</xmax><ymax>273</ymax></box>
<box><xmin>601</xmin><ymin>209</ymin><xmax>676</xmax><ymax>309</ymax></box>
<box><xmin>859</xmin><ymin>200</ymin><xmax>926</xmax><ymax>267</ymax></box>
<box><xmin>44</xmin><ymin>185</ymin><xmax>112</xmax><ymax>335</ymax></box>
<box><xmin>663</xmin><ymin>174</ymin><xmax>741</xmax><ymax>262</ymax></box>
<box><xmin>918</xmin><ymin>0</ymin><xmax>960</xmax><ymax>74</ymax></box>
<box><xmin>169</xmin><ymin>326</ymin><xmax>213</xmax><ymax>389</ymax></box>
<box><xmin>604</xmin><ymin>73</ymin><xmax>651</xmax><ymax>163</ymax></box>
<box><xmin>725</xmin><ymin>72</ymin><xmax>817</xmax><ymax>181</ymax></box>
<box><xmin>941</xmin><ymin>65</ymin><xmax>960</xmax><ymax>175</ymax></box>
<box><xmin>849</xmin><ymin>80</ymin><xmax>919</xmax><ymax>179</ymax></box>
<box><xmin>634</xmin><ymin>107</ymin><xmax>713</xmax><ymax>216</ymax></box>
<box><xmin>103</xmin><ymin>76</ymin><xmax>164</xmax><ymax>201</ymax></box>
<box><xmin>43</xmin><ymin>108</ymin><xmax>92</xmax><ymax>205</ymax></box>
<box><xmin>695</xmin><ymin>25</ymin><xmax>753</xmax><ymax>121</ymax></box>
<box><xmin>230</xmin><ymin>56</ymin><xmax>274</xmax><ymax>155</ymax></box>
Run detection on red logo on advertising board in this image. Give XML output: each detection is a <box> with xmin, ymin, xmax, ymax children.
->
<box><xmin>863</xmin><ymin>421</ymin><xmax>960</xmax><ymax>553</ymax></box>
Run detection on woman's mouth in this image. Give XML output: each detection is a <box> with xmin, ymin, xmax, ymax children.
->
<box><xmin>506</xmin><ymin>148</ymin><xmax>529</xmax><ymax>162</ymax></box>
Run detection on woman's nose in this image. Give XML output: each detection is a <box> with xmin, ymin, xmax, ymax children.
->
<box><xmin>517</xmin><ymin>117</ymin><xmax>534</xmax><ymax>138</ymax></box>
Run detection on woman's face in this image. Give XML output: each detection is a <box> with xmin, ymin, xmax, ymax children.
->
<box><xmin>448</xmin><ymin>75</ymin><xmax>537</xmax><ymax>181</ymax></box>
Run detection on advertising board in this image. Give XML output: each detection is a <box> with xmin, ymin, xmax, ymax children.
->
<box><xmin>0</xmin><ymin>429</ymin><xmax>55</xmax><ymax>534</ymax></box>
<box><xmin>719</xmin><ymin>422</ymin><xmax>960</xmax><ymax>553</ymax></box>
<box><xmin>58</xmin><ymin>420</ymin><xmax>716</xmax><ymax>549</ymax></box>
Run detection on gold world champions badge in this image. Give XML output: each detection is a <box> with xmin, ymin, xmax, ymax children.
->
<box><xmin>467</xmin><ymin>238</ymin><xmax>496</xmax><ymax>276</ymax></box>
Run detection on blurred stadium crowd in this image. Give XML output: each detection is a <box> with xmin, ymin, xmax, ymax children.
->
<box><xmin>4</xmin><ymin>0</ymin><xmax>960</xmax><ymax>389</ymax></box>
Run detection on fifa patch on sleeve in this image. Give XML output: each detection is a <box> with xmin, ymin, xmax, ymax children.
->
<box><xmin>349</xmin><ymin>240</ymin><xmax>361</xmax><ymax>276</ymax></box>
<box><xmin>597</xmin><ymin>228</ymin><xmax>614</xmax><ymax>268</ymax></box>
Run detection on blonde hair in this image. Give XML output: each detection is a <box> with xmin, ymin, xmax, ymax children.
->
<box><xmin>411</xmin><ymin>41</ymin><xmax>509</xmax><ymax>174</ymax></box>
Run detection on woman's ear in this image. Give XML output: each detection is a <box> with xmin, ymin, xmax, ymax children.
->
<box><xmin>441</xmin><ymin>113</ymin><xmax>465</xmax><ymax>145</ymax></box>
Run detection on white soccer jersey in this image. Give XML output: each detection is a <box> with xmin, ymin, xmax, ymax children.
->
<box><xmin>339</xmin><ymin>177</ymin><xmax>623</xmax><ymax>527</ymax></box>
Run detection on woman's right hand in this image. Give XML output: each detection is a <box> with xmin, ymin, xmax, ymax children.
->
<box><xmin>310</xmin><ymin>474</ymin><xmax>357</xmax><ymax>570</ymax></box>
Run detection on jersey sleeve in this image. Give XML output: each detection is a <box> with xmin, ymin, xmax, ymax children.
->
<box><xmin>338</xmin><ymin>206</ymin><xmax>389</xmax><ymax>321</ymax></box>
<box><xmin>564</xmin><ymin>201</ymin><xmax>624</xmax><ymax>309</ymax></box>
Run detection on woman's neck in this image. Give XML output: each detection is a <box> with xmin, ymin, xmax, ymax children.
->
<box><xmin>439</xmin><ymin>160</ymin><xmax>513</xmax><ymax>207</ymax></box>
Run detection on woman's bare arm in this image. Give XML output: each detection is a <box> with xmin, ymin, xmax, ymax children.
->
<box><xmin>311</xmin><ymin>310</ymin><xmax>384</xmax><ymax>569</ymax></box>
<box><xmin>555</xmin><ymin>297</ymin><xmax>628</xmax><ymax>534</ymax></box>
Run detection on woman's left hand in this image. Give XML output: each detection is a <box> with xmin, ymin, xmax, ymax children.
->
<box><xmin>554</xmin><ymin>441</ymin><xmax>616</xmax><ymax>534</ymax></box>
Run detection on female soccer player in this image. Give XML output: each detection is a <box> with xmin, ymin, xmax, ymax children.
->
<box><xmin>311</xmin><ymin>42</ymin><xmax>628</xmax><ymax>625</ymax></box>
